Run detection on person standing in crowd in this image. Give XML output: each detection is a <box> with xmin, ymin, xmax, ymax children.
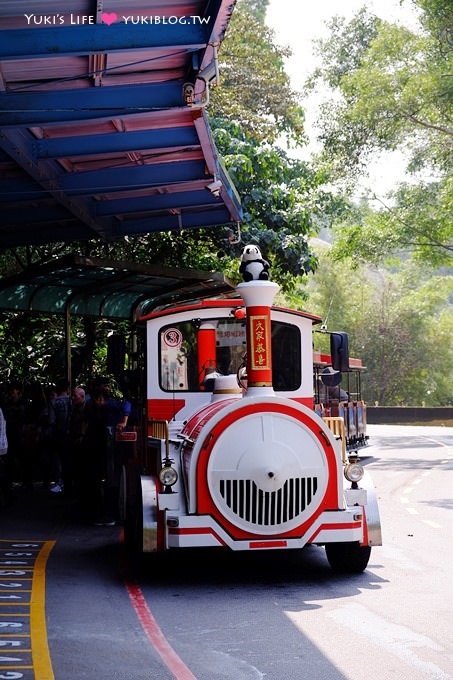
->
<box><xmin>79</xmin><ymin>388</ymin><xmax>112</xmax><ymax>525</ymax></box>
<box><xmin>92</xmin><ymin>378</ymin><xmax>131</xmax><ymax>432</ymax></box>
<box><xmin>21</xmin><ymin>382</ymin><xmax>48</xmax><ymax>490</ymax></box>
<box><xmin>101</xmin><ymin>380</ymin><xmax>131</xmax><ymax>525</ymax></box>
<box><xmin>80</xmin><ymin>381</ymin><xmax>131</xmax><ymax>526</ymax></box>
<box><xmin>36</xmin><ymin>385</ymin><xmax>57</xmax><ymax>489</ymax></box>
<box><xmin>3</xmin><ymin>383</ymin><xmax>26</xmax><ymax>488</ymax></box>
<box><xmin>67</xmin><ymin>386</ymin><xmax>87</xmax><ymax>499</ymax></box>
<box><xmin>0</xmin><ymin>405</ymin><xmax>11</xmax><ymax>507</ymax></box>
<box><xmin>47</xmin><ymin>379</ymin><xmax>71</xmax><ymax>493</ymax></box>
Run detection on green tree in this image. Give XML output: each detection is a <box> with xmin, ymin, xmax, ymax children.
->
<box><xmin>358</xmin><ymin>267</ymin><xmax>453</xmax><ymax>406</ymax></box>
<box><xmin>239</xmin><ymin>0</ymin><xmax>269</xmax><ymax>24</ymax></box>
<box><xmin>309</xmin><ymin>4</ymin><xmax>452</xmax><ymax>177</ymax></box>
<box><xmin>305</xmin><ymin>241</ymin><xmax>374</xmax><ymax>360</ymax></box>
<box><xmin>306</xmin><ymin>244</ymin><xmax>453</xmax><ymax>406</ymax></box>
<box><xmin>211</xmin><ymin>120</ymin><xmax>348</xmax><ymax>293</ymax></box>
<box><xmin>306</xmin><ymin>1</ymin><xmax>453</xmax><ymax>266</ymax></box>
<box><xmin>211</xmin><ymin>2</ymin><xmax>306</xmax><ymax>145</ymax></box>
<box><xmin>331</xmin><ymin>178</ymin><xmax>453</xmax><ymax>267</ymax></box>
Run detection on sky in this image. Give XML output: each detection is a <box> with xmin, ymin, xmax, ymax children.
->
<box><xmin>265</xmin><ymin>0</ymin><xmax>421</xmax><ymax>195</ymax></box>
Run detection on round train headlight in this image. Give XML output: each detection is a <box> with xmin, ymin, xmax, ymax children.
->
<box><xmin>344</xmin><ymin>462</ymin><xmax>364</xmax><ymax>484</ymax></box>
<box><xmin>159</xmin><ymin>465</ymin><xmax>178</xmax><ymax>487</ymax></box>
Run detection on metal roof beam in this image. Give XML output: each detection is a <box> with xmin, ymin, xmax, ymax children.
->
<box><xmin>0</xmin><ymin>176</ymin><xmax>47</xmax><ymax>202</ymax></box>
<box><xmin>0</xmin><ymin>204</ymin><xmax>73</xmax><ymax>225</ymax></box>
<box><xmin>0</xmin><ymin>128</ymin><xmax>112</xmax><ymax>238</ymax></box>
<box><xmin>32</xmin><ymin>127</ymin><xmax>200</xmax><ymax>159</ymax></box>
<box><xmin>192</xmin><ymin>109</ymin><xmax>242</xmax><ymax>220</ymax></box>
<box><xmin>117</xmin><ymin>207</ymin><xmax>232</xmax><ymax>235</ymax></box>
<box><xmin>0</xmin><ymin>82</ymin><xmax>185</xmax><ymax>127</ymax></box>
<box><xmin>0</xmin><ymin>24</ymin><xmax>207</xmax><ymax>60</ymax></box>
<box><xmin>95</xmin><ymin>189</ymin><xmax>219</xmax><ymax>216</ymax></box>
<box><xmin>60</xmin><ymin>159</ymin><xmax>208</xmax><ymax>194</ymax></box>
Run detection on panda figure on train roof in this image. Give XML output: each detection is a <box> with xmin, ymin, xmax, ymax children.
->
<box><xmin>239</xmin><ymin>244</ymin><xmax>270</xmax><ymax>282</ymax></box>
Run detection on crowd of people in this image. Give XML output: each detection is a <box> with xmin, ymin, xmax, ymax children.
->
<box><xmin>0</xmin><ymin>377</ymin><xmax>134</xmax><ymax>526</ymax></box>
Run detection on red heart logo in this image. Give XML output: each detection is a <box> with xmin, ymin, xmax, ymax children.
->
<box><xmin>101</xmin><ymin>12</ymin><xmax>117</xmax><ymax>26</ymax></box>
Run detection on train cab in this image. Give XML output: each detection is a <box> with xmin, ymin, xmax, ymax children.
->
<box><xmin>143</xmin><ymin>298</ymin><xmax>320</xmax><ymax>425</ymax></box>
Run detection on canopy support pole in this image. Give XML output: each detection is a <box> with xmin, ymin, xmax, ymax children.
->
<box><xmin>65</xmin><ymin>300</ymin><xmax>72</xmax><ymax>388</ymax></box>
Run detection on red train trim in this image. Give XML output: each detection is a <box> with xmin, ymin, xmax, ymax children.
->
<box><xmin>168</xmin><ymin>526</ymin><xmax>227</xmax><ymax>546</ymax></box>
<box><xmin>148</xmin><ymin>398</ymin><xmax>186</xmax><ymax>423</ymax></box>
<box><xmin>361</xmin><ymin>507</ymin><xmax>369</xmax><ymax>546</ymax></box>
<box><xmin>308</xmin><ymin>522</ymin><xmax>362</xmax><ymax>543</ymax></box>
<box><xmin>250</xmin><ymin>540</ymin><xmax>288</xmax><ymax>549</ymax></box>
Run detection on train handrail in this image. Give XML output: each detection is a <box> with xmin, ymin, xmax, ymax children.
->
<box><xmin>323</xmin><ymin>416</ymin><xmax>346</xmax><ymax>463</ymax></box>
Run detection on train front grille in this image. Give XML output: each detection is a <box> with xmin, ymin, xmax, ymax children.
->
<box><xmin>219</xmin><ymin>477</ymin><xmax>318</xmax><ymax>526</ymax></box>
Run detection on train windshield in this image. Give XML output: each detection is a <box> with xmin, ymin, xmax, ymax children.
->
<box><xmin>159</xmin><ymin>317</ymin><xmax>301</xmax><ymax>392</ymax></box>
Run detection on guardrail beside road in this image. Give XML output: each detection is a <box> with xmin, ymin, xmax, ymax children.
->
<box><xmin>367</xmin><ymin>406</ymin><xmax>453</xmax><ymax>425</ymax></box>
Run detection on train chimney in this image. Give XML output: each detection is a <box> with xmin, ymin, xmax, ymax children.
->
<box><xmin>236</xmin><ymin>279</ymin><xmax>279</xmax><ymax>397</ymax></box>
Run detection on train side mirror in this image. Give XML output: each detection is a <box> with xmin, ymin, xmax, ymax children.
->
<box><xmin>330</xmin><ymin>332</ymin><xmax>350</xmax><ymax>372</ymax></box>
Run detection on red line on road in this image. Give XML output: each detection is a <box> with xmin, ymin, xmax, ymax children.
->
<box><xmin>120</xmin><ymin>546</ymin><xmax>197</xmax><ymax>680</ymax></box>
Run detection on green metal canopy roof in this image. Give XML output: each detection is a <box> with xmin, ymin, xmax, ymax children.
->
<box><xmin>0</xmin><ymin>255</ymin><xmax>235</xmax><ymax>321</ymax></box>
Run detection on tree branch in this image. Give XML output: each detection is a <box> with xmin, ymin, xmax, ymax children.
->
<box><xmin>371</xmin><ymin>193</ymin><xmax>453</xmax><ymax>252</ymax></box>
<box><xmin>406</xmin><ymin>114</ymin><xmax>453</xmax><ymax>136</ymax></box>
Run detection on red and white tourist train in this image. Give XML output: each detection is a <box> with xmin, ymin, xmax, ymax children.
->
<box><xmin>120</xmin><ymin>269</ymin><xmax>382</xmax><ymax>573</ymax></box>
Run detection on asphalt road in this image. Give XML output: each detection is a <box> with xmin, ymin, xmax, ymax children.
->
<box><xmin>1</xmin><ymin>424</ymin><xmax>452</xmax><ymax>680</ymax></box>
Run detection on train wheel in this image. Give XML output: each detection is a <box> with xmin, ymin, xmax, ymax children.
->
<box><xmin>325</xmin><ymin>542</ymin><xmax>371</xmax><ymax>573</ymax></box>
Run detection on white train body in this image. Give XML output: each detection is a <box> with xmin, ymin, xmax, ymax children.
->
<box><xmin>124</xmin><ymin>280</ymin><xmax>381</xmax><ymax>573</ymax></box>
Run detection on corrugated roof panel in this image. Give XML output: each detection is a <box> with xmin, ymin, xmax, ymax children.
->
<box><xmin>0</xmin><ymin>0</ymin><xmax>242</xmax><ymax>247</ymax></box>
<box><xmin>0</xmin><ymin>255</ymin><xmax>235</xmax><ymax>320</ymax></box>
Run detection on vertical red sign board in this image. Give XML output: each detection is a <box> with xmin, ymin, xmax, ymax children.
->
<box><xmin>247</xmin><ymin>309</ymin><xmax>272</xmax><ymax>386</ymax></box>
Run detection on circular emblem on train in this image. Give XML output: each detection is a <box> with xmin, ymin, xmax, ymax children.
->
<box><xmin>206</xmin><ymin>404</ymin><xmax>330</xmax><ymax>535</ymax></box>
<box><xmin>162</xmin><ymin>327</ymin><xmax>183</xmax><ymax>348</ymax></box>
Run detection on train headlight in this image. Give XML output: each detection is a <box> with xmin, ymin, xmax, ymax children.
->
<box><xmin>344</xmin><ymin>462</ymin><xmax>364</xmax><ymax>484</ymax></box>
<box><xmin>159</xmin><ymin>465</ymin><xmax>178</xmax><ymax>487</ymax></box>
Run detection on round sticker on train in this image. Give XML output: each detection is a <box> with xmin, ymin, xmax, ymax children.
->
<box><xmin>163</xmin><ymin>327</ymin><xmax>183</xmax><ymax>348</ymax></box>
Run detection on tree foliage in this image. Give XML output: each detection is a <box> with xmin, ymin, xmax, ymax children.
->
<box><xmin>360</xmin><ymin>268</ymin><xmax>453</xmax><ymax>407</ymax></box>
<box><xmin>210</xmin><ymin>119</ymin><xmax>350</xmax><ymax>293</ymax></box>
<box><xmin>307</xmin><ymin>8</ymin><xmax>381</xmax><ymax>94</ymax></box>
<box><xmin>307</xmin><ymin>1</ymin><xmax>453</xmax><ymax>267</ymax></box>
<box><xmin>0</xmin><ymin>311</ymin><xmax>114</xmax><ymax>387</ymax></box>
<box><xmin>331</xmin><ymin>177</ymin><xmax>453</xmax><ymax>267</ymax></box>
<box><xmin>306</xmin><ymin>244</ymin><xmax>453</xmax><ymax>406</ymax></box>
<box><xmin>211</xmin><ymin>2</ymin><xmax>306</xmax><ymax>145</ymax></box>
<box><xmin>308</xmin><ymin>3</ymin><xmax>452</xmax><ymax>176</ymax></box>
<box><xmin>239</xmin><ymin>0</ymin><xmax>270</xmax><ymax>24</ymax></box>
